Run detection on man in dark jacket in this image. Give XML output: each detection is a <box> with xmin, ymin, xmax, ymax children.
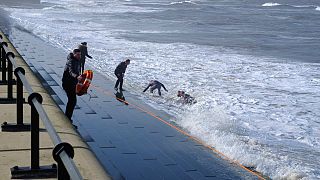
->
<box><xmin>62</xmin><ymin>49</ymin><xmax>82</xmax><ymax>121</ymax></box>
<box><xmin>114</xmin><ymin>59</ymin><xmax>130</xmax><ymax>91</ymax></box>
<box><xmin>78</xmin><ymin>42</ymin><xmax>92</xmax><ymax>74</ymax></box>
<box><xmin>143</xmin><ymin>80</ymin><xmax>168</xmax><ymax>96</ymax></box>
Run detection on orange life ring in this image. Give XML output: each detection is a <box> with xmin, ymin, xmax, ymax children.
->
<box><xmin>76</xmin><ymin>70</ymin><xmax>93</xmax><ymax>96</ymax></box>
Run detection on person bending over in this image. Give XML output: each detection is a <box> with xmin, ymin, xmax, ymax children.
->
<box><xmin>114</xmin><ymin>59</ymin><xmax>130</xmax><ymax>91</ymax></box>
<box><xmin>143</xmin><ymin>80</ymin><xmax>168</xmax><ymax>96</ymax></box>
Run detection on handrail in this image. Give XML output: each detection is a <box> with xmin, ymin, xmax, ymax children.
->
<box><xmin>16</xmin><ymin>70</ymin><xmax>33</xmax><ymax>93</ymax></box>
<box><xmin>0</xmin><ymin>34</ymin><xmax>83</xmax><ymax>180</ymax></box>
<box><xmin>32</xmin><ymin>98</ymin><xmax>62</xmax><ymax>145</ymax></box>
<box><xmin>59</xmin><ymin>151</ymin><xmax>82</xmax><ymax>178</ymax></box>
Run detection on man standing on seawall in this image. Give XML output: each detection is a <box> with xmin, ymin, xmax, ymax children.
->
<box><xmin>78</xmin><ymin>42</ymin><xmax>92</xmax><ymax>74</ymax></box>
<box><xmin>62</xmin><ymin>49</ymin><xmax>82</xmax><ymax>122</ymax></box>
<box><xmin>114</xmin><ymin>59</ymin><xmax>130</xmax><ymax>91</ymax></box>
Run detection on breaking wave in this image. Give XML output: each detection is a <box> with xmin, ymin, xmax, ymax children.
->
<box><xmin>262</xmin><ymin>2</ymin><xmax>282</xmax><ymax>7</ymax></box>
<box><xmin>262</xmin><ymin>2</ymin><xmax>320</xmax><ymax>11</ymax></box>
<box><xmin>170</xmin><ymin>1</ymin><xmax>197</xmax><ymax>5</ymax></box>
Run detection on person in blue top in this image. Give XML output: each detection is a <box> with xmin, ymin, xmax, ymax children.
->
<box><xmin>114</xmin><ymin>59</ymin><xmax>130</xmax><ymax>91</ymax></box>
<box><xmin>143</xmin><ymin>80</ymin><xmax>168</xmax><ymax>96</ymax></box>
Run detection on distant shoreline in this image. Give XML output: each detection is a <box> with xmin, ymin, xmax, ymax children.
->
<box><xmin>0</xmin><ymin>0</ymin><xmax>42</xmax><ymax>9</ymax></box>
<box><xmin>1</xmin><ymin>0</ymin><xmax>40</xmax><ymax>5</ymax></box>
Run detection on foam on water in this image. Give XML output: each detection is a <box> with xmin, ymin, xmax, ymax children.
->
<box><xmin>5</xmin><ymin>0</ymin><xmax>320</xmax><ymax>179</ymax></box>
<box><xmin>170</xmin><ymin>1</ymin><xmax>197</xmax><ymax>5</ymax></box>
<box><xmin>262</xmin><ymin>2</ymin><xmax>320</xmax><ymax>11</ymax></box>
<box><xmin>262</xmin><ymin>2</ymin><xmax>282</xmax><ymax>7</ymax></box>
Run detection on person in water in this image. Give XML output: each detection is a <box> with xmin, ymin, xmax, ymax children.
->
<box><xmin>177</xmin><ymin>90</ymin><xmax>196</xmax><ymax>104</ymax></box>
<box><xmin>143</xmin><ymin>80</ymin><xmax>168</xmax><ymax>96</ymax></box>
<box><xmin>114</xmin><ymin>59</ymin><xmax>130</xmax><ymax>91</ymax></box>
<box><xmin>62</xmin><ymin>49</ymin><xmax>82</xmax><ymax>123</ymax></box>
<box><xmin>78</xmin><ymin>42</ymin><xmax>92</xmax><ymax>74</ymax></box>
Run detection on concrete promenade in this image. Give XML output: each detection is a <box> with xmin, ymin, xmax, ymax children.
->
<box><xmin>0</xmin><ymin>31</ymin><xmax>111</xmax><ymax>179</ymax></box>
<box><xmin>2</xmin><ymin>26</ymin><xmax>268</xmax><ymax>179</ymax></box>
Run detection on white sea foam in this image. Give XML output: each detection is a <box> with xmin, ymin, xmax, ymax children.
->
<box><xmin>170</xmin><ymin>1</ymin><xmax>197</xmax><ymax>5</ymax></box>
<box><xmin>6</xmin><ymin>1</ymin><xmax>320</xmax><ymax>179</ymax></box>
<box><xmin>42</xmin><ymin>5</ymin><xmax>68</xmax><ymax>10</ymax></box>
<box><xmin>262</xmin><ymin>2</ymin><xmax>320</xmax><ymax>11</ymax></box>
<box><xmin>262</xmin><ymin>2</ymin><xmax>282</xmax><ymax>7</ymax></box>
<box><xmin>42</xmin><ymin>0</ymin><xmax>162</xmax><ymax>13</ymax></box>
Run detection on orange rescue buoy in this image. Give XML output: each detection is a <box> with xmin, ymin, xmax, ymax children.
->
<box><xmin>76</xmin><ymin>70</ymin><xmax>93</xmax><ymax>96</ymax></box>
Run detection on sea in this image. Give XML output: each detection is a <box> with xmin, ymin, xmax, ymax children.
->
<box><xmin>1</xmin><ymin>0</ymin><xmax>320</xmax><ymax>179</ymax></box>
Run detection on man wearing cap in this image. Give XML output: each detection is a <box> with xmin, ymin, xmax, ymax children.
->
<box><xmin>62</xmin><ymin>49</ymin><xmax>82</xmax><ymax>123</ymax></box>
<box><xmin>78</xmin><ymin>42</ymin><xmax>92</xmax><ymax>74</ymax></box>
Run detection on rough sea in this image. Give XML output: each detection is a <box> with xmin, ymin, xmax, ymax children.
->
<box><xmin>1</xmin><ymin>0</ymin><xmax>320</xmax><ymax>179</ymax></box>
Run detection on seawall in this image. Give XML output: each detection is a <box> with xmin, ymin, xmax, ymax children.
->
<box><xmin>0</xmin><ymin>31</ymin><xmax>111</xmax><ymax>179</ymax></box>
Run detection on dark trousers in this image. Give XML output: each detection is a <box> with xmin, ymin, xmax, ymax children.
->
<box><xmin>63</xmin><ymin>85</ymin><xmax>77</xmax><ymax>121</ymax></box>
<box><xmin>80</xmin><ymin>60</ymin><xmax>85</xmax><ymax>74</ymax></box>
<box><xmin>114</xmin><ymin>74</ymin><xmax>124</xmax><ymax>90</ymax></box>
<box><xmin>150</xmin><ymin>85</ymin><xmax>162</xmax><ymax>96</ymax></box>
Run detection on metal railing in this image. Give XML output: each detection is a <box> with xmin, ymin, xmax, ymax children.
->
<box><xmin>0</xmin><ymin>34</ymin><xmax>83</xmax><ymax>180</ymax></box>
<box><xmin>0</xmin><ymin>40</ymin><xmax>15</xmax><ymax>102</ymax></box>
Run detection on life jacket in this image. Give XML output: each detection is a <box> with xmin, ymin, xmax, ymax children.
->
<box><xmin>76</xmin><ymin>70</ymin><xmax>93</xmax><ymax>96</ymax></box>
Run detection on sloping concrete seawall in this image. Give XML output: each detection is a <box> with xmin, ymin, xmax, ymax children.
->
<box><xmin>0</xmin><ymin>31</ymin><xmax>111</xmax><ymax>179</ymax></box>
<box><xmin>0</xmin><ymin>4</ymin><xmax>270</xmax><ymax>176</ymax></box>
<box><xmin>6</xmin><ymin>25</ymin><xmax>270</xmax><ymax>179</ymax></box>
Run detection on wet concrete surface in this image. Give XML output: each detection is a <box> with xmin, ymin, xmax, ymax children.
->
<box><xmin>4</xmin><ymin>26</ymin><xmax>262</xmax><ymax>179</ymax></box>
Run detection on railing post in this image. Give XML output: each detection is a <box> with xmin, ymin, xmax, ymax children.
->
<box><xmin>0</xmin><ymin>50</ymin><xmax>16</xmax><ymax>103</ymax></box>
<box><xmin>1</xmin><ymin>67</ymin><xmax>30</xmax><ymax>132</ymax></box>
<box><xmin>0</xmin><ymin>44</ymin><xmax>2</xmax><ymax>72</ymax></box>
<box><xmin>0</xmin><ymin>42</ymin><xmax>7</xmax><ymax>84</ymax></box>
<box><xmin>29</xmin><ymin>93</ymin><xmax>42</xmax><ymax>170</ymax></box>
<box><xmin>15</xmin><ymin>67</ymin><xmax>25</xmax><ymax>125</ymax></box>
<box><xmin>53</xmin><ymin>142</ymin><xmax>75</xmax><ymax>180</ymax></box>
<box><xmin>6</xmin><ymin>52</ymin><xmax>14</xmax><ymax>99</ymax></box>
<box><xmin>0</xmin><ymin>34</ymin><xmax>2</xmax><ymax>71</ymax></box>
<box><xmin>10</xmin><ymin>93</ymin><xmax>57</xmax><ymax>179</ymax></box>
